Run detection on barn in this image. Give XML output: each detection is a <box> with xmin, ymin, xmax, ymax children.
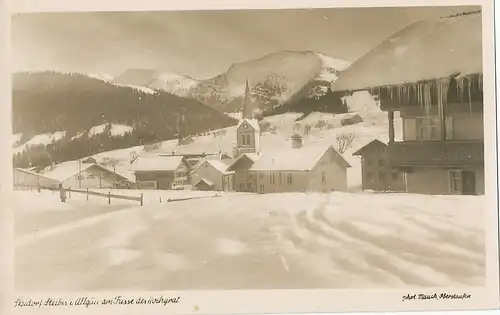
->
<box><xmin>131</xmin><ymin>156</ymin><xmax>191</xmax><ymax>190</ymax></box>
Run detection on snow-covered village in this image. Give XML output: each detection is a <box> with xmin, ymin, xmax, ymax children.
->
<box><xmin>11</xmin><ymin>7</ymin><xmax>489</xmax><ymax>291</ymax></box>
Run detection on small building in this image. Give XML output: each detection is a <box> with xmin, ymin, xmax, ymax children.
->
<box><xmin>341</xmin><ymin>113</ymin><xmax>363</xmax><ymax>126</ymax></box>
<box><xmin>42</xmin><ymin>161</ymin><xmax>132</xmax><ymax>189</ymax></box>
<box><xmin>13</xmin><ymin>168</ymin><xmax>59</xmax><ymax>190</ymax></box>
<box><xmin>352</xmin><ymin>139</ymin><xmax>406</xmax><ymax>192</ymax></box>
<box><xmin>132</xmin><ymin>156</ymin><xmax>191</xmax><ymax>190</ymax></box>
<box><xmin>190</xmin><ymin>159</ymin><xmax>234</xmax><ymax>191</ymax></box>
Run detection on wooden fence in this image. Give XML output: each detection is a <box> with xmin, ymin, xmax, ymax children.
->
<box><xmin>66</xmin><ymin>188</ymin><xmax>144</xmax><ymax>206</ymax></box>
<box><xmin>15</xmin><ymin>184</ymin><xmax>223</xmax><ymax>206</ymax></box>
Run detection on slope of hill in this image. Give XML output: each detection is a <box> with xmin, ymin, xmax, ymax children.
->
<box><xmin>63</xmin><ymin>91</ymin><xmax>390</xmax><ymax>190</ymax></box>
<box><xmin>12</xmin><ymin>71</ymin><xmax>237</xmax><ymax>166</ymax></box>
<box><xmin>187</xmin><ymin>50</ymin><xmax>351</xmax><ymax>112</ymax></box>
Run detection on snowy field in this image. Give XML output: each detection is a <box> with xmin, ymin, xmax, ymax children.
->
<box><xmin>14</xmin><ymin>190</ymin><xmax>485</xmax><ymax>291</ymax></box>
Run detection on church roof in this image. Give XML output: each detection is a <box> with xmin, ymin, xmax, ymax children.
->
<box><xmin>236</xmin><ymin>118</ymin><xmax>260</xmax><ymax>132</ymax></box>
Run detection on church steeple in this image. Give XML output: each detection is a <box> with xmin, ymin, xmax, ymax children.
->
<box><xmin>242</xmin><ymin>78</ymin><xmax>253</xmax><ymax>119</ymax></box>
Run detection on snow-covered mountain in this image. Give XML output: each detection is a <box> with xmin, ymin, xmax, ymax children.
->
<box><xmin>112</xmin><ymin>69</ymin><xmax>199</xmax><ymax>97</ymax></box>
<box><xmin>112</xmin><ymin>51</ymin><xmax>351</xmax><ymax>113</ymax></box>
<box><xmin>187</xmin><ymin>50</ymin><xmax>351</xmax><ymax>112</ymax></box>
<box><xmin>148</xmin><ymin>73</ymin><xmax>199</xmax><ymax>97</ymax></box>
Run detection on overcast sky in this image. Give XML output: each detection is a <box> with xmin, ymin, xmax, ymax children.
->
<box><xmin>12</xmin><ymin>6</ymin><xmax>478</xmax><ymax>79</ymax></box>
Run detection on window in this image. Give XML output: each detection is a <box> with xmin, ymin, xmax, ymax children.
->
<box><xmin>449</xmin><ymin>170</ymin><xmax>462</xmax><ymax>193</ymax></box>
<box><xmin>259</xmin><ymin>173</ymin><xmax>264</xmax><ymax>179</ymax></box>
<box><xmin>287</xmin><ymin>173</ymin><xmax>293</xmax><ymax>184</ymax></box>
<box><xmin>260</xmin><ymin>184</ymin><xmax>264</xmax><ymax>192</ymax></box>
<box><xmin>417</xmin><ymin>117</ymin><xmax>441</xmax><ymax>141</ymax></box>
<box><xmin>279</xmin><ymin>173</ymin><xmax>283</xmax><ymax>185</ymax></box>
<box><xmin>321</xmin><ymin>172</ymin><xmax>326</xmax><ymax>184</ymax></box>
<box><xmin>246</xmin><ymin>134</ymin><xmax>251</xmax><ymax>145</ymax></box>
<box><xmin>241</xmin><ymin>135</ymin><xmax>246</xmax><ymax>145</ymax></box>
<box><xmin>270</xmin><ymin>173</ymin><xmax>275</xmax><ymax>184</ymax></box>
<box><xmin>378</xmin><ymin>159</ymin><xmax>385</xmax><ymax>167</ymax></box>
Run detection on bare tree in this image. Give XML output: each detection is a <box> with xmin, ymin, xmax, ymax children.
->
<box><xmin>336</xmin><ymin>132</ymin><xmax>355</xmax><ymax>153</ymax></box>
<box><xmin>315</xmin><ymin>119</ymin><xmax>327</xmax><ymax>131</ymax></box>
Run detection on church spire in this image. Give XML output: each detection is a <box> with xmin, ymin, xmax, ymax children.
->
<box><xmin>242</xmin><ymin>78</ymin><xmax>253</xmax><ymax>119</ymax></box>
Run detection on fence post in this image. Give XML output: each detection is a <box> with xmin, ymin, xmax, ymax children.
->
<box><xmin>86</xmin><ymin>188</ymin><xmax>89</xmax><ymax>201</ymax></box>
<box><xmin>141</xmin><ymin>193</ymin><xmax>144</xmax><ymax>206</ymax></box>
<box><xmin>159</xmin><ymin>196</ymin><xmax>162</xmax><ymax>204</ymax></box>
<box><xmin>108</xmin><ymin>191</ymin><xmax>111</xmax><ymax>205</ymax></box>
<box><xmin>69</xmin><ymin>188</ymin><xmax>72</xmax><ymax>198</ymax></box>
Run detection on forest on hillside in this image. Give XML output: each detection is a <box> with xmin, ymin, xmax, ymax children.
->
<box><xmin>261</xmin><ymin>86</ymin><xmax>349</xmax><ymax>118</ymax></box>
<box><xmin>12</xmin><ymin>72</ymin><xmax>237</xmax><ymax>169</ymax></box>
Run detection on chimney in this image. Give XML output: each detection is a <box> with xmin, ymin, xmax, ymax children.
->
<box><xmin>291</xmin><ymin>133</ymin><xmax>303</xmax><ymax>149</ymax></box>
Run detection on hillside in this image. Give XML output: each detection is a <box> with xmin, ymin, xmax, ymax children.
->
<box><xmin>12</xmin><ymin>71</ymin><xmax>237</xmax><ymax>167</ymax></box>
<box><xmin>52</xmin><ymin>91</ymin><xmax>391</xmax><ymax>190</ymax></box>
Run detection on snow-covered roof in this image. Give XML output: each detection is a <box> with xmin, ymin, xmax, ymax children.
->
<box><xmin>131</xmin><ymin>156</ymin><xmax>185</xmax><ymax>172</ymax></box>
<box><xmin>207</xmin><ymin>159</ymin><xmax>234</xmax><ymax>174</ymax></box>
<box><xmin>14</xmin><ymin>168</ymin><xmax>59</xmax><ymax>182</ymax></box>
<box><xmin>226</xmin><ymin>153</ymin><xmax>263</xmax><ymax>172</ymax></box>
<box><xmin>352</xmin><ymin>139</ymin><xmax>388</xmax><ymax>156</ymax></box>
<box><xmin>42</xmin><ymin>161</ymin><xmax>129</xmax><ymax>182</ymax></box>
<box><xmin>194</xmin><ymin>178</ymin><xmax>214</xmax><ymax>188</ymax></box>
<box><xmin>236</xmin><ymin>118</ymin><xmax>260</xmax><ymax>132</ymax></box>
<box><xmin>191</xmin><ymin>157</ymin><xmax>235</xmax><ymax>175</ymax></box>
<box><xmin>249</xmin><ymin>144</ymin><xmax>351</xmax><ymax>171</ymax></box>
<box><xmin>332</xmin><ymin>12</ymin><xmax>482</xmax><ymax>92</ymax></box>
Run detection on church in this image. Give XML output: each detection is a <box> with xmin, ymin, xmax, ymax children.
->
<box><xmin>226</xmin><ymin>79</ymin><xmax>352</xmax><ymax>194</ymax></box>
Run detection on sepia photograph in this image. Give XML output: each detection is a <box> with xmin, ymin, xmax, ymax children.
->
<box><xmin>3</xmin><ymin>0</ymin><xmax>499</xmax><ymax>314</ymax></box>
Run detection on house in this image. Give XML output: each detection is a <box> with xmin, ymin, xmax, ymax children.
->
<box><xmin>330</xmin><ymin>12</ymin><xmax>484</xmax><ymax>195</ymax></box>
<box><xmin>352</xmin><ymin>139</ymin><xmax>405</xmax><ymax>192</ymax></box>
<box><xmin>13</xmin><ymin>168</ymin><xmax>59</xmax><ymax>190</ymax></box>
<box><xmin>131</xmin><ymin>156</ymin><xmax>191</xmax><ymax>190</ymax></box>
<box><xmin>42</xmin><ymin>160</ymin><xmax>132</xmax><ymax>189</ymax></box>
<box><xmin>190</xmin><ymin>159</ymin><xmax>234</xmax><ymax>191</ymax></box>
<box><xmin>227</xmin><ymin>134</ymin><xmax>351</xmax><ymax>193</ymax></box>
